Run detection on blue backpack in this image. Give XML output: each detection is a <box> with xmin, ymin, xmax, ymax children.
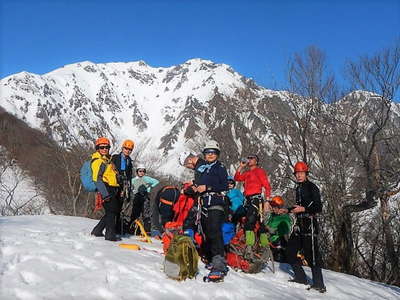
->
<box><xmin>80</xmin><ymin>158</ymin><xmax>98</xmax><ymax>192</ymax></box>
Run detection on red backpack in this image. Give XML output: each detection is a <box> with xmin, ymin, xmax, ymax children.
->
<box><xmin>172</xmin><ymin>193</ymin><xmax>195</xmax><ymax>226</ymax></box>
<box><xmin>225</xmin><ymin>222</ymin><xmax>266</xmax><ymax>273</ymax></box>
<box><xmin>162</xmin><ymin>189</ymin><xmax>200</xmax><ymax>254</ymax></box>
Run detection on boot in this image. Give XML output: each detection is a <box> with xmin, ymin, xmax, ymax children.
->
<box><xmin>308</xmin><ymin>285</ymin><xmax>327</xmax><ymax>293</ymax></box>
<box><xmin>204</xmin><ymin>270</ymin><xmax>225</xmax><ymax>282</ymax></box>
<box><xmin>211</xmin><ymin>255</ymin><xmax>228</xmax><ymax>275</ymax></box>
<box><xmin>104</xmin><ymin>213</ymin><xmax>119</xmax><ymax>241</ymax></box>
<box><xmin>311</xmin><ymin>266</ymin><xmax>326</xmax><ymax>290</ymax></box>
<box><xmin>288</xmin><ymin>264</ymin><xmax>308</xmax><ymax>285</ymax></box>
<box><xmin>91</xmin><ymin>217</ymin><xmax>106</xmax><ymax>236</ymax></box>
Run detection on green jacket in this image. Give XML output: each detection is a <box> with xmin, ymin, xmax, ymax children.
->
<box><xmin>266</xmin><ymin>213</ymin><xmax>294</xmax><ymax>243</ymax></box>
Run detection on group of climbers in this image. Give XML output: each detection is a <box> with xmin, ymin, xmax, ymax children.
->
<box><xmin>85</xmin><ymin>136</ymin><xmax>326</xmax><ymax>292</ymax></box>
<box><xmin>176</xmin><ymin>142</ymin><xmax>325</xmax><ymax>290</ymax></box>
<box><xmin>89</xmin><ymin>137</ymin><xmax>159</xmax><ymax>241</ymax></box>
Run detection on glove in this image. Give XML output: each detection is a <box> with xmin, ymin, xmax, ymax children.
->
<box><xmin>183</xmin><ymin>229</ymin><xmax>194</xmax><ymax>239</ymax></box>
<box><xmin>151</xmin><ymin>229</ymin><xmax>161</xmax><ymax>239</ymax></box>
<box><xmin>95</xmin><ymin>193</ymin><xmax>104</xmax><ymax>211</ymax></box>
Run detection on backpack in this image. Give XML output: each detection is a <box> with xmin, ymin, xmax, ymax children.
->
<box><xmin>80</xmin><ymin>158</ymin><xmax>98</xmax><ymax>192</ymax></box>
<box><xmin>172</xmin><ymin>193</ymin><xmax>195</xmax><ymax>226</ymax></box>
<box><xmin>163</xmin><ymin>234</ymin><xmax>199</xmax><ymax>281</ymax></box>
<box><xmin>158</xmin><ymin>185</ymin><xmax>180</xmax><ymax>209</ymax></box>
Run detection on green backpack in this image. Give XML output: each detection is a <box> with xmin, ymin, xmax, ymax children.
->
<box><xmin>163</xmin><ymin>234</ymin><xmax>199</xmax><ymax>281</ymax></box>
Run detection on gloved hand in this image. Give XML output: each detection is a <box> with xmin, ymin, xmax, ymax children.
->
<box><xmin>183</xmin><ymin>229</ymin><xmax>194</xmax><ymax>239</ymax></box>
<box><xmin>102</xmin><ymin>195</ymin><xmax>112</xmax><ymax>202</ymax></box>
<box><xmin>151</xmin><ymin>229</ymin><xmax>162</xmax><ymax>239</ymax></box>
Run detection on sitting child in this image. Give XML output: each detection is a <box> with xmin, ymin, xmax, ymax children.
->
<box><xmin>265</xmin><ymin>196</ymin><xmax>295</xmax><ymax>262</ymax></box>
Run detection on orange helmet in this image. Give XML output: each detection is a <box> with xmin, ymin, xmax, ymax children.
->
<box><xmin>293</xmin><ymin>161</ymin><xmax>309</xmax><ymax>173</ymax></box>
<box><xmin>95</xmin><ymin>137</ymin><xmax>110</xmax><ymax>146</ymax></box>
<box><xmin>270</xmin><ymin>196</ymin><xmax>285</xmax><ymax>207</ymax></box>
<box><xmin>122</xmin><ymin>139</ymin><xmax>134</xmax><ymax>150</ymax></box>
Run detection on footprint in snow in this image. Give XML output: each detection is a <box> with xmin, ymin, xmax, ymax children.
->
<box><xmin>19</xmin><ymin>270</ymin><xmax>42</xmax><ymax>285</ymax></box>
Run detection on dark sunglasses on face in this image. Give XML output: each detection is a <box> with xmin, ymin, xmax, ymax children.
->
<box><xmin>247</xmin><ymin>156</ymin><xmax>257</xmax><ymax>160</ymax></box>
<box><xmin>98</xmin><ymin>146</ymin><xmax>110</xmax><ymax>150</ymax></box>
<box><xmin>204</xmin><ymin>150</ymin><xmax>218</xmax><ymax>155</ymax></box>
<box><xmin>123</xmin><ymin>147</ymin><xmax>133</xmax><ymax>151</ymax></box>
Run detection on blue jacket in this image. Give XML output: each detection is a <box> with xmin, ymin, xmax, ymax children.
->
<box><xmin>131</xmin><ymin>176</ymin><xmax>160</xmax><ymax>194</ymax></box>
<box><xmin>197</xmin><ymin>160</ymin><xmax>228</xmax><ymax>207</ymax></box>
<box><xmin>227</xmin><ymin>189</ymin><xmax>245</xmax><ymax>212</ymax></box>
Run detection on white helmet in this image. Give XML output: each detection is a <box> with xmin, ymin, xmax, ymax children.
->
<box><xmin>203</xmin><ymin>140</ymin><xmax>220</xmax><ymax>154</ymax></box>
<box><xmin>136</xmin><ymin>165</ymin><xmax>146</xmax><ymax>172</ymax></box>
<box><xmin>179</xmin><ymin>151</ymin><xmax>194</xmax><ymax>166</ymax></box>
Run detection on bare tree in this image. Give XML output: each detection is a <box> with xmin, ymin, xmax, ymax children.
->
<box><xmin>343</xmin><ymin>40</ymin><xmax>400</xmax><ymax>285</ymax></box>
<box><xmin>269</xmin><ymin>46</ymin><xmax>338</xmax><ymax>179</ymax></box>
<box><xmin>267</xmin><ymin>46</ymin><xmax>339</xmax><ymax>203</ymax></box>
<box><xmin>0</xmin><ymin>149</ymin><xmax>46</xmax><ymax>216</ymax></box>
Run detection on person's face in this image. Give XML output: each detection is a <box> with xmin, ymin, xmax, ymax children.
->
<box><xmin>184</xmin><ymin>157</ymin><xmax>196</xmax><ymax>169</ymax></box>
<box><xmin>137</xmin><ymin>169</ymin><xmax>146</xmax><ymax>177</ymax></box>
<box><xmin>228</xmin><ymin>182</ymin><xmax>235</xmax><ymax>190</ymax></box>
<box><xmin>122</xmin><ymin>146</ymin><xmax>133</xmax><ymax>157</ymax></box>
<box><xmin>295</xmin><ymin>171</ymin><xmax>307</xmax><ymax>182</ymax></box>
<box><xmin>98</xmin><ymin>144</ymin><xmax>110</xmax><ymax>155</ymax></box>
<box><xmin>204</xmin><ymin>151</ymin><xmax>218</xmax><ymax>163</ymax></box>
<box><xmin>272</xmin><ymin>205</ymin><xmax>280</xmax><ymax>213</ymax></box>
<box><xmin>247</xmin><ymin>156</ymin><xmax>258</xmax><ymax>167</ymax></box>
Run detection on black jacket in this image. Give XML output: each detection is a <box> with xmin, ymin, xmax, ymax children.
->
<box><xmin>197</xmin><ymin>160</ymin><xmax>228</xmax><ymax>208</ymax></box>
<box><xmin>295</xmin><ymin>180</ymin><xmax>322</xmax><ymax>234</ymax></box>
<box><xmin>111</xmin><ymin>153</ymin><xmax>133</xmax><ymax>182</ymax></box>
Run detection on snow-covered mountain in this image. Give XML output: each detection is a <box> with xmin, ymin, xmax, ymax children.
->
<box><xmin>1</xmin><ymin>59</ymin><xmax>399</xmax><ymax>181</ymax></box>
<box><xmin>0</xmin><ymin>59</ymin><xmax>288</xmax><ymax>178</ymax></box>
<box><xmin>1</xmin><ymin>215</ymin><xmax>399</xmax><ymax>300</ymax></box>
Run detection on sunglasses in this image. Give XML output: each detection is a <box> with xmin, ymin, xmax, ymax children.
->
<box><xmin>204</xmin><ymin>150</ymin><xmax>218</xmax><ymax>155</ymax></box>
<box><xmin>247</xmin><ymin>156</ymin><xmax>257</xmax><ymax>160</ymax></box>
<box><xmin>123</xmin><ymin>147</ymin><xmax>133</xmax><ymax>151</ymax></box>
<box><xmin>137</xmin><ymin>169</ymin><xmax>146</xmax><ymax>173</ymax></box>
<box><xmin>98</xmin><ymin>146</ymin><xmax>110</xmax><ymax>150</ymax></box>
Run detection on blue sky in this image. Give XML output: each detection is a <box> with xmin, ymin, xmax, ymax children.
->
<box><xmin>1</xmin><ymin>0</ymin><xmax>399</xmax><ymax>93</ymax></box>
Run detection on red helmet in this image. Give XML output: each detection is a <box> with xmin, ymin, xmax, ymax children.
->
<box><xmin>294</xmin><ymin>161</ymin><xmax>309</xmax><ymax>173</ymax></box>
<box><xmin>95</xmin><ymin>137</ymin><xmax>110</xmax><ymax>146</ymax></box>
<box><xmin>270</xmin><ymin>196</ymin><xmax>285</xmax><ymax>207</ymax></box>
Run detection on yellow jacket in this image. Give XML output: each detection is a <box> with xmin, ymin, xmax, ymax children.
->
<box><xmin>91</xmin><ymin>152</ymin><xmax>119</xmax><ymax>188</ymax></box>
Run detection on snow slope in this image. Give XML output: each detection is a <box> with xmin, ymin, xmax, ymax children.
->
<box><xmin>0</xmin><ymin>216</ymin><xmax>399</xmax><ymax>300</ymax></box>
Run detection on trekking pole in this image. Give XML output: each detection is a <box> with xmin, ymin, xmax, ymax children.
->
<box><xmin>311</xmin><ymin>216</ymin><xmax>315</xmax><ymax>266</ymax></box>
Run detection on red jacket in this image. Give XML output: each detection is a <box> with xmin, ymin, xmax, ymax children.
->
<box><xmin>234</xmin><ymin>167</ymin><xmax>271</xmax><ymax>199</ymax></box>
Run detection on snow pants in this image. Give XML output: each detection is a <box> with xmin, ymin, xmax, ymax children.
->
<box><xmin>201</xmin><ymin>207</ymin><xmax>226</xmax><ymax>271</ymax></box>
<box><xmin>286</xmin><ymin>233</ymin><xmax>325</xmax><ymax>288</ymax></box>
<box><xmin>243</xmin><ymin>195</ymin><xmax>267</xmax><ymax>233</ymax></box>
<box><xmin>131</xmin><ymin>192</ymin><xmax>151</xmax><ymax>232</ymax></box>
<box><xmin>92</xmin><ymin>192</ymin><xmax>119</xmax><ymax>240</ymax></box>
